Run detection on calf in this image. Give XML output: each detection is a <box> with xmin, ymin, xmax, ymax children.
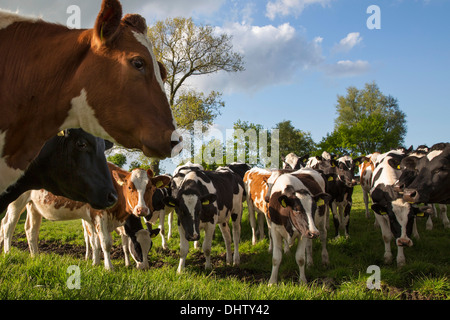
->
<box><xmin>0</xmin><ymin>163</ymin><xmax>170</xmax><ymax>269</ymax></box>
<box><xmin>402</xmin><ymin>143</ymin><xmax>450</xmax><ymax>205</ymax></box>
<box><xmin>370</xmin><ymin>149</ymin><xmax>429</xmax><ymax>266</ymax></box>
<box><xmin>394</xmin><ymin>145</ymin><xmax>450</xmax><ymax>229</ymax></box>
<box><xmin>326</xmin><ymin>155</ymin><xmax>364</xmax><ymax>238</ymax></box>
<box><xmin>163</xmin><ymin>167</ymin><xmax>244</xmax><ymax>273</ymax></box>
<box><xmin>266</xmin><ymin>170</ymin><xmax>330</xmax><ymax>285</ymax></box>
<box><xmin>145</xmin><ymin>179</ymin><xmax>175</xmax><ymax>249</ymax></box>
<box><xmin>0</xmin><ymin>129</ymin><xmax>117</xmax><ymax>212</ymax></box>
<box><xmin>358</xmin><ymin>152</ymin><xmax>380</xmax><ymax>219</ymax></box>
<box><xmin>0</xmin><ymin>0</ymin><xmax>181</xmax><ymax>193</ymax></box>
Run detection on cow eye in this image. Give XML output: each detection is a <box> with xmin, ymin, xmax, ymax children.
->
<box><xmin>131</xmin><ymin>57</ymin><xmax>145</xmax><ymax>71</ymax></box>
<box><xmin>76</xmin><ymin>141</ymin><xmax>87</xmax><ymax>150</ymax></box>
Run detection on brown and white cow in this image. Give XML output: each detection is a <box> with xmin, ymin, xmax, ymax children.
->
<box><xmin>0</xmin><ymin>163</ymin><xmax>170</xmax><ymax>269</ymax></box>
<box><xmin>244</xmin><ymin>168</ymin><xmax>331</xmax><ymax>284</ymax></box>
<box><xmin>0</xmin><ymin>0</ymin><xmax>181</xmax><ymax>193</ymax></box>
<box><xmin>358</xmin><ymin>152</ymin><xmax>380</xmax><ymax>219</ymax></box>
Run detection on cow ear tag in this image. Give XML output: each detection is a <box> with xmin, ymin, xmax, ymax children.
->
<box><xmin>397</xmin><ymin>165</ymin><xmax>401</xmax><ymax>170</ymax></box>
<box><xmin>416</xmin><ymin>212</ymin><xmax>424</xmax><ymax>217</ymax></box>
<box><xmin>316</xmin><ymin>199</ymin><xmax>325</xmax><ymax>207</ymax></box>
<box><xmin>202</xmin><ymin>200</ymin><xmax>210</xmax><ymax>205</ymax></box>
<box><xmin>281</xmin><ymin>199</ymin><xmax>287</xmax><ymax>208</ymax></box>
<box><xmin>57</xmin><ymin>131</ymin><xmax>65</xmax><ymax>137</ymax></box>
<box><xmin>155</xmin><ymin>181</ymin><xmax>163</xmax><ymax>188</ymax></box>
<box><xmin>380</xmin><ymin>211</ymin><xmax>387</xmax><ymax>215</ymax></box>
<box><xmin>328</xmin><ymin>176</ymin><xmax>334</xmax><ymax>182</ymax></box>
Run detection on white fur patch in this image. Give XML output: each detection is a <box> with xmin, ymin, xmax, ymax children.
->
<box><xmin>130</xmin><ymin>169</ymin><xmax>149</xmax><ymax>212</ymax></box>
<box><xmin>59</xmin><ymin>89</ymin><xmax>117</xmax><ymax>144</ymax></box>
<box><xmin>0</xmin><ymin>9</ymin><xmax>38</xmax><ymax>30</ymax></box>
<box><xmin>0</xmin><ymin>131</ymin><xmax>25</xmax><ymax>193</ymax></box>
<box><xmin>427</xmin><ymin>150</ymin><xmax>443</xmax><ymax>161</ymax></box>
<box><xmin>182</xmin><ymin>194</ymin><xmax>199</xmax><ymax>237</ymax></box>
<box><xmin>132</xmin><ymin>31</ymin><xmax>165</xmax><ymax>92</ymax></box>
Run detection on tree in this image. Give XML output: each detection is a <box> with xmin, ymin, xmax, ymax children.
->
<box><xmin>147</xmin><ymin>17</ymin><xmax>244</xmax><ymax>108</ymax></box>
<box><xmin>275</xmin><ymin>120</ymin><xmax>316</xmax><ymax>162</ymax></box>
<box><xmin>107</xmin><ymin>153</ymin><xmax>127</xmax><ymax>168</ymax></box>
<box><xmin>319</xmin><ymin>82</ymin><xmax>407</xmax><ymax>155</ymax></box>
<box><xmin>146</xmin><ymin>17</ymin><xmax>244</xmax><ymax>172</ymax></box>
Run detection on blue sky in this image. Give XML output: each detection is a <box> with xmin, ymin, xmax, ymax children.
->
<box><xmin>2</xmin><ymin>0</ymin><xmax>449</xmax><ymax>166</ymax></box>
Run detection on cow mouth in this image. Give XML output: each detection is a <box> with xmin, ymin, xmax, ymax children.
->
<box><xmin>141</xmin><ymin>133</ymin><xmax>183</xmax><ymax>159</ymax></box>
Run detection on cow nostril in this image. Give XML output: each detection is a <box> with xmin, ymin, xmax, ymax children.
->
<box><xmin>107</xmin><ymin>192</ymin><xmax>118</xmax><ymax>206</ymax></box>
<box><xmin>171</xmin><ymin>135</ymin><xmax>182</xmax><ymax>148</ymax></box>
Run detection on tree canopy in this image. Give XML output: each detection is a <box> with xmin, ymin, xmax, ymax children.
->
<box><xmin>318</xmin><ymin>82</ymin><xmax>407</xmax><ymax>155</ymax></box>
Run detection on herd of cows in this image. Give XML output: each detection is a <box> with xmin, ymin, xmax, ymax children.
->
<box><xmin>0</xmin><ymin>0</ymin><xmax>449</xmax><ymax>287</ymax></box>
<box><xmin>0</xmin><ymin>141</ymin><xmax>449</xmax><ymax>286</ymax></box>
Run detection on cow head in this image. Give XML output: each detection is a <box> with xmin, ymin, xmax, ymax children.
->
<box><xmin>275</xmin><ymin>187</ymin><xmax>329</xmax><ymax>239</ymax></box>
<box><xmin>72</xmin><ymin>0</ymin><xmax>182</xmax><ymax>159</ymax></box>
<box><xmin>163</xmin><ymin>183</ymin><xmax>217</xmax><ymax>241</ymax></box>
<box><xmin>371</xmin><ymin>199</ymin><xmax>430</xmax><ymax>247</ymax></box>
<box><xmin>403</xmin><ymin>143</ymin><xmax>450</xmax><ymax>204</ymax></box>
<box><xmin>334</xmin><ymin>155</ymin><xmax>364</xmax><ymax>187</ymax></box>
<box><xmin>31</xmin><ymin>129</ymin><xmax>117</xmax><ymax>210</ymax></box>
<box><xmin>112</xmin><ymin>166</ymin><xmax>171</xmax><ymax>217</ymax></box>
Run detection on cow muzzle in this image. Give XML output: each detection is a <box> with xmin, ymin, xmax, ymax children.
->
<box><xmin>403</xmin><ymin>188</ymin><xmax>421</xmax><ymax>203</ymax></box>
<box><xmin>306</xmin><ymin>230</ymin><xmax>320</xmax><ymax>239</ymax></box>
<box><xmin>134</xmin><ymin>206</ymin><xmax>149</xmax><ymax>217</ymax></box>
<box><xmin>396</xmin><ymin>237</ymin><xmax>413</xmax><ymax>247</ymax></box>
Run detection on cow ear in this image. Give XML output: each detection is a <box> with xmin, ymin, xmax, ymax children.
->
<box><xmin>162</xmin><ymin>196</ymin><xmax>178</xmax><ymax>208</ymax></box>
<box><xmin>314</xmin><ymin>193</ymin><xmax>332</xmax><ymax>207</ymax></box>
<box><xmin>122</xmin><ymin>13</ymin><xmax>147</xmax><ymax>33</ymax></box>
<box><xmin>278</xmin><ymin>195</ymin><xmax>293</xmax><ymax>208</ymax></box>
<box><xmin>151</xmin><ymin>175</ymin><xmax>171</xmax><ymax>189</ymax></box>
<box><xmin>371</xmin><ymin>203</ymin><xmax>388</xmax><ymax>215</ymax></box>
<box><xmin>94</xmin><ymin>0</ymin><xmax>122</xmax><ymax>46</ymax></box>
<box><xmin>104</xmin><ymin>140</ymin><xmax>114</xmax><ymax>151</ymax></box>
<box><xmin>201</xmin><ymin>194</ymin><xmax>217</xmax><ymax>206</ymax></box>
<box><xmin>112</xmin><ymin>170</ymin><xmax>127</xmax><ymax>186</ymax></box>
<box><xmin>146</xmin><ymin>169</ymin><xmax>154</xmax><ymax>179</ymax></box>
<box><xmin>158</xmin><ymin>61</ymin><xmax>168</xmax><ymax>82</ymax></box>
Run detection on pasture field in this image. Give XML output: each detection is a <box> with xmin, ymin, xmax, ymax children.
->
<box><xmin>0</xmin><ymin>186</ymin><xmax>449</xmax><ymax>301</ymax></box>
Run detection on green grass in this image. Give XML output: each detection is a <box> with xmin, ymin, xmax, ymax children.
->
<box><xmin>0</xmin><ymin>185</ymin><xmax>449</xmax><ymax>300</ymax></box>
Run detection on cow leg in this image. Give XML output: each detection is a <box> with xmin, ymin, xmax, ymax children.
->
<box><xmin>1</xmin><ymin>195</ymin><xmax>28</xmax><ymax>253</ymax></box>
<box><xmin>257</xmin><ymin>212</ymin><xmax>266</xmax><ymax>242</ymax></box>
<box><xmin>203</xmin><ymin>222</ymin><xmax>215</xmax><ymax>270</ymax></box>
<box><xmin>167</xmin><ymin>210</ymin><xmax>174</xmax><ymax>239</ymax></box>
<box><xmin>82</xmin><ymin>220</ymin><xmax>91</xmax><ymax>261</ymax></box>
<box><xmin>343</xmin><ymin>201</ymin><xmax>351</xmax><ymax>238</ymax></box>
<box><xmin>231</xmin><ymin>213</ymin><xmax>241</xmax><ymax>266</ymax></box>
<box><xmin>24</xmin><ymin>203</ymin><xmax>42</xmax><ymax>257</ymax></box>
<box><xmin>305</xmin><ymin>238</ymin><xmax>313</xmax><ymax>267</ymax></box>
<box><xmin>95</xmin><ymin>216</ymin><xmax>114</xmax><ymax>270</ymax></box>
<box><xmin>247</xmin><ymin>200</ymin><xmax>258</xmax><ymax>245</ymax></box>
<box><xmin>439</xmin><ymin>204</ymin><xmax>450</xmax><ymax>228</ymax></box>
<box><xmin>331</xmin><ymin>201</ymin><xmax>340</xmax><ymax>237</ymax></box>
<box><xmin>396</xmin><ymin>245</ymin><xmax>406</xmax><ymax>267</ymax></box>
<box><xmin>296</xmin><ymin>235</ymin><xmax>308</xmax><ymax>284</ymax></box>
<box><xmin>219</xmin><ymin>221</ymin><xmax>232</xmax><ymax>265</ymax></box>
<box><xmin>177</xmin><ymin>225</ymin><xmax>190</xmax><ymax>274</ymax></box>
<box><xmin>117</xmin><ymin>228</ymin><xmax>131</xmax><ymax>267</ymax></box>
<box><xmin>316</xmin><ymin>207</ymin><xmax>329</xmax><ymax>265</ymax></box>
<box><xmin>376</xmin><ymin>215</ymin><xmax>393</xmax><ymax>264</ymax></box>
<box><xmin>268</xmin><ymin>224</ymin><xmax>284</xmax><ymax>286</ymax></box>
<box><xmin>159</xmin><ymin>211</ymin><xmax>168</xmax><ymax>249</ymax></box>
<box><xmin>363</xmin><ymin>190</ymin><xmax>370</xmax><ymax>219</ymax></box>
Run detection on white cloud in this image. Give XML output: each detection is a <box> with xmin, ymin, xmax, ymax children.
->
<box><xmin>266</xmin><ymin>0</ymin><xmax>334</xmax><ymax>20</ymax></box>
<box><xmin>325</xmin><ymin>60</ymin><xmax>370</xmax><ymax>77</ymax></box>
<box><xmin>186</xmin><ymin>22</ymin><xmax>324</xmax><ymax>93</ymax></box>
<box><xmin>333</xmin><ymin>32</ymin><xmax>363</xmax><ymax>53</ymax></box>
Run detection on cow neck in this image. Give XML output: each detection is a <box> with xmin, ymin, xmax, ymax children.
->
<box><xmin>0</xmin><ymin>20</ymin><xmax>92</xmax><ymax>170</ymax></box>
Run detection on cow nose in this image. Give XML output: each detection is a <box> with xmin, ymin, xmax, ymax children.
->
<box><xmin>106</xmin><ymin>192</ymin><xmax>118</xmax><ymax>207</ymax></box>
<box><xmin>397</xmin><ymin>238</ymin><xmax>413</xmax><ymax>247</ymax></box>
<box><xmin>136</xmin><ymin>207</ymin><xmax>149</xmax><ymax>216</ymax></box>
<box><xmin>171</xmin><ymin>131</ymin><xmax>183</xmax><ymax>156</ymax></box>
<box><xmin>307</xmin><ymin>230</ymin><xmax>320</xmax><ymax>239</ymax></box>
<box><xmin>403</xmin><ymin>189</ymin><xmax>419</xmax><ymax>203</ymax></box>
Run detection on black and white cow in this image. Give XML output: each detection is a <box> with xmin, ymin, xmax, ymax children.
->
<box><xmin>282</xmin><ymin>153</ymin><xmax>309</xmax><ymax>170</ymax></box>
<box><xmin>309</xmin><ymin>154</ymin><xmax>363</xmax><ymax>238</ymax></box>
<box><xmin>394</xmin><ymin>144</ymin><xmax>449</xmax><ymax>230</ymax></box>
<box><xmin>163</xmin><ymin>167</ymin><xmax>245</xmax><ymax>273</ymax></box>
<box><xmin>370</xmin><ymin>148</ymin><xmax>430</xmax><ymax>266</ymax></box>
<box><xmin>266</xmin><ymin>169</ymin><xmax>331</xmax><ymax>285</ymax></box>
<box><xmin>145</xmin><ymin>182</ymin><xmax>175</xmax><ymax>249</ymax></box>
<box><xmin>402</xmin><ymin>143</ymin><xmax>450</xmax><ymax>205</ymax></box>
<box><xmin>0</xmin><ymin>129</ymin><xmax>117</xmax><ymax>212</ymax></box>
